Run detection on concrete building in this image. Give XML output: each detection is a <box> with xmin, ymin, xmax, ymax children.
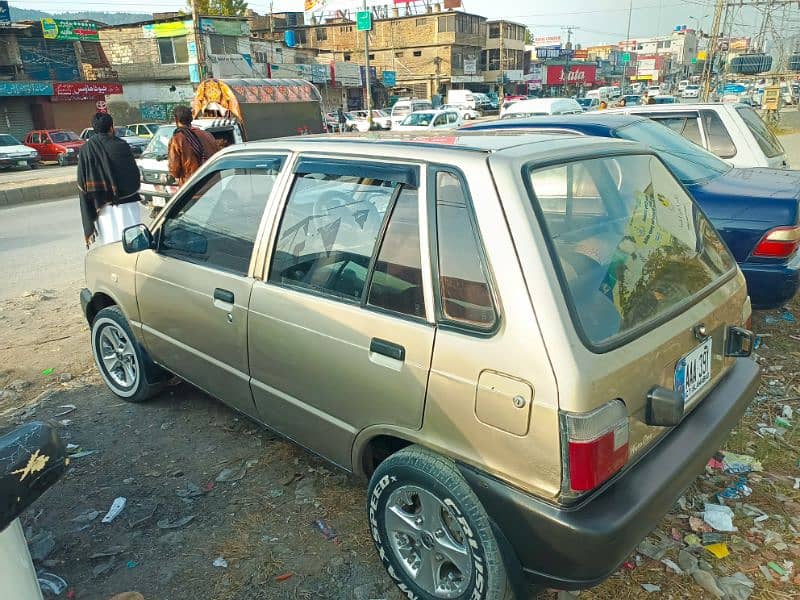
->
<box><xmin>99</xmin><ymin>14</ymin><xmax>254</xmax><ymax>123</ymax></box>
<box><xmin>0</xmin><ymin>19</ymin><xmax>122</xmax><ymax>137</ymax></box>
<box><xmin>481</xmin><ymin>20</ymin><xmax>527</xmax><ymax>90</ymax></box>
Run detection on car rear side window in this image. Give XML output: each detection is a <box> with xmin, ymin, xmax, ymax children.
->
<box><xmin>648</xmin><ymin>114</ymin><xmax>703</xmax><ymax>147</ymax></box>
<box><xmin>701</xmin><ymin>110</ymin><xmax>736</xmax><ymax>158</ymax></box>
<box><xmin>527</xmin><ymin>154</ymin><xmax>736</xmax><ymax>348</ymax></box>
<box><xmin>435</xmin><ymin>171</ymin><xmax>497</xmax><ymax>330</ymax></box>
<box><xmin>269</xmin><ymin>161</ymin><xmax>422</xmax><ymax>313</ymax></box>
<box><xmin>159</xmin><ymin>158</ymin><xmax>284</xmax><ymax>275</ymax></box>
<box><xmin>736</xmin><ymin>105</ymin><xmax>784</xmax><ymax>158</ymax></box>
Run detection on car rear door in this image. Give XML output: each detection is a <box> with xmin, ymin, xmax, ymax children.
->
<box><xmin>28</xmin><ymin>133</ymin><xmax>44</xmax><ymax>158</ymax></box>
<box><xmin>135</xmin><ymin>153</ymin><xmax>286</xmax><ymax>416</ymax></box>
<box><xmin>631</xmin><ymin>110</ymin><xmax>705</xmax><ymax>149</ymax></box>
<box><xmin>247</xmin><ymin>155</ymin><xmax>434</xmax><ymax>468</ymax></box>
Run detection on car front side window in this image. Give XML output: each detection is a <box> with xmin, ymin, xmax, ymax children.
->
<box><xmin>159</xmin><ymin>157</ymin><xmax>284</xmax><ymax>275</ymax></box>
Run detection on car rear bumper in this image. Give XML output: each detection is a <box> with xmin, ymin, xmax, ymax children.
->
<box><xmin>741</xmin><ymin>255</ymin><xmax>800</xmax><ymax>308</ymax></box>
<box><xmin>457</xmin><ymin>357</ymin><xmax>760</xmax><ymax>590</ymax></box>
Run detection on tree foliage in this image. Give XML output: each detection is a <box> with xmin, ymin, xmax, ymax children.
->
<box><xmin>191</xmin><ymin>0</ymin><xmax>249</xmax><ymax>17</ymax></box>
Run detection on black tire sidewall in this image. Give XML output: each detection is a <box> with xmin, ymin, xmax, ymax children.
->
<box><xmin>369</xmin><ymin>458</ymin><xmax>498</xmax><ymax>600</ymax></box>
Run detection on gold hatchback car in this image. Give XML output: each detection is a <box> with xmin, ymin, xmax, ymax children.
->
<box><xmin>81</xmin><ymin>132</ymin><xmax>759</xmax><ymax>599</ymax></box>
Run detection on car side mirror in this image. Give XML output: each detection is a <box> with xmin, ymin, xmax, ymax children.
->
<box><xmin>122</xmin><ymin>224</ymin><xmax>154</xmax><ymax>254</ymax></box>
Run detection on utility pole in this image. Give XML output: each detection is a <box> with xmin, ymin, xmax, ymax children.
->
<box><xmin>498</xmin><ymin>21</ymin><xmax>504</xmax><ymax>99</ymax></box>
<box><xmin>624</xmin><ymin>0</ymin><xmax>633</xmax><ymax>87</ymax></box>
<box><xmin>701</xmin><ymin>0</ymin><xmax>724</xmax><ymax>101</ymax></box>
<box><xmin>362</xmin><ymin>0</ymin><xmax>373</xmax><ymax>127</ymax></box>
<box><xmin>563</xmin><ymin>26</ymin><xmax>574</xmax><ymax>96</ymax></box>
<box><xmin>191</xmin><ymin>0</ymin><xmax>206</xmax><ymax>81</ymax></box>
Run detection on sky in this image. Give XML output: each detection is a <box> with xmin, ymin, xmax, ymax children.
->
<box><xmin>18</xmin><ymin>0</ymin><xmax>800</xmax><ymax>48</ymax></box>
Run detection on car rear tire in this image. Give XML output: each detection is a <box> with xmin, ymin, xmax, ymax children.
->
<box><xmin>368</xmin><ymin>446</ymin><xmax>514</xmax><ymax>600</ymax></box>
<box><xmin>57</xmin><ymin>155</ymin><xmax>67</xmax><ymax>167</ymax></box>
<box><xmin>91</xmin><ymin>306</ymin><xmax>163</xmax><ymax>403</ymax></box>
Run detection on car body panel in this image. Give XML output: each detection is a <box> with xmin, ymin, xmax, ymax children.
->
<box><xmin>0</xmin><ymin>135</ymin><xmax>39</xmax><ymax>167</ymax></box>
<box><xmin>24</xmin><ymin>130</ymin><xmax>83</xmax><ymax>162</ymax></box>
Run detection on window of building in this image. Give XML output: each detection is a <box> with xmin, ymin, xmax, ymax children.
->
<box><xmin>395</xmin><ymin>51</ymin><xmax>404</xmax><ymax>58</ymax></box>
<box><xmin>369</xmin><ymin>53</ymin><xmax>375</xmax><ymax>60</ymax></box>
<box><xmin>315</xmin><ymin>27</ymin><xmax>327</xmax><ymax>41</ymax></box>
<box><xmin>482</xmin><ymin>48</ymin><xmax>499</xmax><ymax>71</ymax></box>
<box><xmin>344</xmin><ymin>53</ymin><xmax>352</xmax><ymax>61</ymax></box>
<box><xmin>489</xmin><ymin>23</ymin><xmax>500</xmax><ymax>38</ymax></box>
<box><xmin>158</xmin><ymin>36</ymin><xmax>189</xmax><ymax>65</ymax></box>
<box><xmin>295</xmin><ymin>30</ymin><xmax>307</xmax><ymax>44</ymax></box>
<box><xmin>413</xmin><ymin>50</ymin><xmax>422</xmax><ymax>57</ymax></box>
<box><xmin>451</xmin><ymin>47</ymin><xmax>463</xmax><ymax>69</ymax></box>
<box><xmin>209</xmin><ymin>34</ymin><xmax>239</xmax><ymax>55</ymax></box>
<box><xmin>339</xmin><ymin>25</ymin><xmax>353</xmax><ymax>33</ymax></box>
<box><xmin>416</xmin><ymin>18</ymin><xmax>428</xmax><ymax>26</ymax></box>
<box><xmin>438</xmin><ymin>15</ymin><xmax>455</xmax><ymax>32</ymax></box>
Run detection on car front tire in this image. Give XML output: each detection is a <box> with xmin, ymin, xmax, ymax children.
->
<box><xmin>91</xmin><ymin>306</ymin><xmax>162</xmax><ymax>403</ymax></box>
<box><xmin>368</xmin><ymin>446</ymin><xmax>514</xmax><ymax>600</ymax></box>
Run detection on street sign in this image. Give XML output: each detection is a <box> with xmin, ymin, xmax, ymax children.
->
<box><xmin>382</xmin><ymin>70</ymin><xmax>396</xmax><ymax>86</ymax></box>
<box><xmin>691</xmin><ymin>57</ymin><xmax>697</xmax><ymax>64</ymax></box>
<box><xmin>621</xmin><ymin>52</ymin><xmax>631</xmax><ymax>64</ymax></box>
<box><xmin>356</xmin><ymin>11</ymin><xmax>372</xmax><ymax>31</ymax></box>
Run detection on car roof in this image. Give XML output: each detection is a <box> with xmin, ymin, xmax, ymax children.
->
<box><xmin>465</xmin><ymin>113</ymin><xmax>645</xmax><ymax>131</ymax></box>
<box><xmin>220</xmin><ymin>130</ymin><xmax>641</xmax><ymax>163</ymax></box>
<box><xmin>608</xmin><ymin>102</ymin><xmax>743</xmax><ymax>113</ymax></box>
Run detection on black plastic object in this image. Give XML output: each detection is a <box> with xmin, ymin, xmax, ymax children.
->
<box><xmin>0</xmin><ymin>421</ymin><xmax>67</xmax><ymax>533</ymax></box>
<box><xmin>214</xmin><ymin>288</ymin><xmax>235</xmax><ymax>304</ymax></box>
<box><xmin>645</xmin><ymin>386</ymin><xmax>685</xmax><ymax>427</ymax></box>
<box><xmin>369</xmin><ymin>338</ymin><xmax>405</xmax><ymax>361</ymax></box>
<box><xmin>725</xmin><ymin>326</ymin><xmax>754</xmax><ymax>357</ymax></box>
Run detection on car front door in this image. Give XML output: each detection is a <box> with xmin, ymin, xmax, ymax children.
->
<box><xmin>247</xmin><ymin>156</ymin><xmax>435</xmax><ymax>468</ymax></box>
<box><xmin>135</xmin><ymin>153</ymin><xmax>286</xmax><ymax>416</ymax></box>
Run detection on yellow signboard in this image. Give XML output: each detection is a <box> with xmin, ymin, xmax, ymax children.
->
<box><xmin>697</xmin><ymin>50</ymin><xmax>707</xmax><ymax>61</ymax></box>
<box><xmin>763</xmin><ymin>86</ymin><xmax>781</xmax><ymax>111</ymax></box>
<box><xmin>142</xmin><ymin>20</ymin><xmax>192</xmax><ymax>39</ymax></box>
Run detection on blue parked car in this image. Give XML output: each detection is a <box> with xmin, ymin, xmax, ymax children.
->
<box><xmin>463</xmin><ymin>114</ymin><xmax>800</xmax><ymax>308</ymax></box>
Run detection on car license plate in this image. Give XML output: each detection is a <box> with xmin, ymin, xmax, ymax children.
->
<box><xmin>16</xmin><ymin>160</ymin><xmax>26</xmax><ymax>166</ymax></box>
<box><xmin>153</xmin><ymin>197</ymin><xmax>166</xmax><ymax>207</ymax></box>
<box><xmin>674</xmin><ymin>338</ymin><xmax>712</xmax><ymax>403</ymax></box>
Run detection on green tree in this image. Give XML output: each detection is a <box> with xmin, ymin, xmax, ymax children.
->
<box><xmin>191</xmin><ymin>0</ymin><xmax>248</xmax><ymax>16</ymax></box>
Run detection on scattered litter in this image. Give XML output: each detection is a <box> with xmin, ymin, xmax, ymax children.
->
<box><xmin>176</xmin><ymin>482</ymin><xmax>205</xmax><ymax>499</ymax></box>
<box><xmin>66</xmin><ymin>443</ymin><xmax>79</xmax><ymax>451</ymax></box>
<box><xmin>693</xmin><ymin>569</ymin><xmax>724</xmax><ymax>598</ymax></box>
<box><xmin>622</xmin><ymin>561</ymin><xmax>636</xmax><ymax>570</ymax></box>
<box><xmin>212</xmin><ymin>557</ymin><xmax>228</xmax><ymax>568</ymax></box>
<box><xmin>215</xmin><ymin>458</ymin><xmax>258</xmax><ymax>483</ymax></box>
<box><xmin>717</xmin><ymin>477</ymin><xmax>753</xmax><ymax>501</ymax></box>
<box><xmin>679</xmin><ymin>549</ymin><xmax>699</xmax><ymax>574</ymax></box>
<box><xmin>721</xmin><ymin>451</ymin><xmax>763</xmax><ymax>474</ymax></box>
<box><xmin>123</xmin><ymin>478</ymin><xmax>134</xmax><ymax>484</ymax></box>
<box><xmin>717</xmin><ymin>573</ymin><xmax>755</xmax><ymax>600</ymax></box>
<box><xmin>90</xmin><ymin>547</ymin><xmax>126</xmax><ymax>559</ymax></box>
<box><xmin>126</xmin><ymin>561</ymin><xmax>138</xmax><ymax>569</ymax></box>
<box><xmin>101</xmin><ymin>497</ymin><xmax>127</xmax><ymax>523</ymax></box>
<box><xmin>640</xmin><ymin>583</ymin><xmax>661</xmax><ymax>593</ymax></box>
<box><xmin>767</xmin><ymin>561</ymin><xmax>786</xmax><ymax>576</ymax></box>
<box><xmin>156</xmin><ymin>515</ymin><xmax>195</xmax><ymax>529</ymax></box>
<box><xmin>704</xmin><ymin>543</ymin><xmax>730</xmax><ymax>559</ymax></box>
<box><xmin>754</xmin><ymin>514</ymin><xmax>769</xmax><ymax>524</ymax></box>
<box><xmin>690</xmin><ymin>516</ymin><xmax>712</xmax><ymax>533</ymax></box>
<box><xmin>68</xmin><ymin>450</ymin><xmax>97</xmax><ymax>459</ymax></box>
<box><xmin>775</xmin><ymin>416</ymin><xmax>792</xmax><ymax>429</ymax></box>
<box><xmin>703</xmin><ymin>503</ymin><xmax>737</xmax><ymax>532</ymax></box>
<box><xmin>92</xmin><ymin>559</ymin><xmax>115</xmax><ymax>578</ymax></box>
<box><xmin>783</xmin><ymin>405</ymin><xmax>794</xmax><ymax>420</ymax></box>
<box><xmin>71</xmin><ymin>509</ymin><xmax>100</xmax><ymax>523</ymax></box>
<box><xmin>794</xmin><ymin>477</ymin><xmax>800</xmax><ymax>490</ymax></box>
<box><xmin>781</xmin><ymin>309</ymin><xmax>796</xmax><ymax>322</ymax></box>
<box><xmin>28</xmin><ymin>530</ymin><xmax>55</xmax><ymax>562</ymax></box>
<box><xmin>37</xmin><ymin>572</ymin><xmax>68</xmax><ymax>595</ymax></box>
<box><xmin>661</xmin><ymin>558</ymin><xmax>683</xmax><ymax>574</ymax></box>
<box><xmin>275</xmin><ymin>572</ymin><xmax>294</xmax><ymax>582</ymax></box>
<box><xmin>41</xmin><ymin>368</ymin><xmax>54</xmax><ymax>376</ymax></box>
<box><xmin>313</xmin><ymin>519</ymin><xmax>338</xmax><ymax>542</ymax></box>
<box><xmin>759</xmin><ymin>564</ymin><xmax>774</xmax><ymax>581</ymax></box>
<box><xmin>127</xmin><ymin>503</ymin><xmax>158</xmax><ymax>529</ymax></box>
<box><xmin>684</xmin><ymin>533</ymin><xmax>702</xmax><ymax>547</ymax></box>
<box><xmin>702</xmin><ymin>532</ymin><xmax>723</xmax><ymax>544</ymax></box>
<box><xmin>58</xmin><ymin>373</ymin><xmax>72</xmax><ymax>382</ymax></box>
<box><xmin>757</xmin><ymin>426</ymin><xmax>779</xmax><ymax>436</ymax></box>
<box><xmin>202</xmin><ymin>482</ymin><xmax>214</xmax><ymax>493</ymax></box>
<box><xmin>53</xmin><ymin>405</ymin><xmax>76</xmax><ymax>417</ymax></box>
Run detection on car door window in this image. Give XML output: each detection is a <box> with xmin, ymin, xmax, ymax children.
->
<box><xmin>701</xmin><ymin>110</ymin><xmax>736</xmax><ymax>158</ymax></box>
<box><xmin>269</xmin><ymin>160</ymin><xmax>419</xmax><ymax>304</ymax></box>
<box><xmin>159</xmin><ymin>157</ymin><xmax>284</xmax><ymax>275</ymax></box>
<box><xmin>433</xmin><ymin>114</ymin><xmax>448</xmax><ymax>127</ymax></box>
<box><xmin>30</xmin><ymin>133</ymin><xmax>40</xmax><ymax>144</ymax></box>
<box><xmin>735</xmin><ymin>105</ymin><xmax>785</xmax><ymax>158</ymax></box>
<box><xmin>446</xmin><ymin>112</ymin><xmax>458</xmax><ymax>124</ymax></box>
<box><xmin>434</xmin><ymin>171</ymin><xmax>497</xmax><ymax>330</ymax></box>
<box><xmin>648</xmin><ymin>115</ymin><xmax>703</xmax><ymax>147</ymax></box>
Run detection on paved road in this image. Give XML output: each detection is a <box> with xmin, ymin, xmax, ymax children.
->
<box><xmin>0</xmin><ymin>197</ymin><xmax>85</xmax><ymax>300</ymax></box>
<box><xmin>0</xmin><ymin>164</ymin><xmax>75</xmax><ymax>186</ymax></box>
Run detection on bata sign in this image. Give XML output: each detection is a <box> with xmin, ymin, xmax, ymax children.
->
<box><xmin>545</xmin><ymin>65</ymin><xmax>597</xmax><ymax>85</ymax></box>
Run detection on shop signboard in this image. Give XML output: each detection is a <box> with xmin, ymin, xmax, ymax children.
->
<box><xmin>52</xmin><ymin>82</ymin><xmax>123</xmax><ymax>99</ymax></box>
<box><xmin>536</xmin><ymin>47</ymin><xmax>561</xmax><ymax>59</ymax></box>
<box><xmin>533</xmin><ymin>35</ymin><xmax>561</xmax><ymax>47</ymax></box>
<box><xmin>545</xmin><ymin>64</ymin><xmax>597</xmax><ymax>86</ymax></box>
<box><xmin>143</xmin><ymin>20</ymin><xmax>192</xmax><ymax>38</ymax></box>
<box><xmin>199</xmin><ymin>18</ymin><xmax>249</xmax><ymax>36</ymax></box>
<box><xmin>382</xmin><ymin>70</ymin><xmax>396</xmax><ymax>86</ymax></box>
<box><xmin>0</xmin><ymin>1</ymin><xmax>10</xmax><ymax>26</ymax></box>
<box><xmin>451</xmin><ymin>75</ymin><xmax>484</xmax><ymax>83</ymax></box>
<box><xmin>0</xmin><ymin>81</ymin><xmax>53</xmax><ymax>96</ymax></box>
<box><xmin>333</xmin><ymin>62</ymin><xmax>362</xmax><ymax>86</ymax></box>
<box><xmin>463</xmin><ymin>59</ymin><xmax>477</xmax><ymax>75</ymax></box>
<box><xmin>41</xmin><ymin>18</ymin><xmax>100</xmax><ymax>42</ymax></box>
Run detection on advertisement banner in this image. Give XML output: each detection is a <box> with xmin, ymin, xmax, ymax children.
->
<box><xmin>333</xmin><ymin>62</ymin><xmax>362</xmax><ymax>86</ymax></box>
<box><xmin>199</xmin><ymin>18</ymin><xmax>250</xmax><ymax>37</ymax></box>
<box><xmin>382</xmin><ymin>70</ymin><xmax>396</xmax><ymax>86</ymax></box>
<box><xmin>271</xmin><ymin>62</ymin><xmax>329</xmax><ymax>83</ymax></box>
<box><xmin>451</xmin><ymin>75</ymin><xmax>483</xmax><ymax>83</ymax></box>
<box><xmin>41</xmin><ymin>18</ymin><xmax>100</xmax><ymax>42</ymax></box>
<box><xmin>536</xmin><ymin>47</ymin><xmax>561</xmax><ymax>59</ymax></box>
<box><xmin>534</xmin><ymin>35</ymin><xmax>562</xmax><ymax>47</ymax></box>
<box><xmin>545</xmin><ymin>64</ymin><xmax>597</xmax><ymax>86</ymax></box>
<box><xmin>572</xmin><ymin>49</ymin><xmax>589</xmax><ymax>60</ymax></box>
<box><xmin>143</xmin><ymin>20</ymin><xmax>192</xmax><ymax>39</ymax></box>
<box><xmin>504</xmin><ymin>70</ymin><xmax>524</xmax><ymax>82</ymax></box>
<box><xmin>0</xmin><ymin>81</ymin><xmax>53</xmax><ymax>96</ymax></box>
<box><xmin>52</xmin><ymin>82</ymin><xmax>123</xmax><ymax>99</ymax></box>
<box><xmin>0</xmin><ymin>1</ymin><xmax>10</xmax><ymax>26</ymax></box>
<box><xmin>638</xmin><ymin>58</ymin><xmax>656</xmax><ymax>70</ymax></box>
<box><xmin>463</xmin><ymin>58</ymin><xmax>477</xmax><ymax>75</ymax></box>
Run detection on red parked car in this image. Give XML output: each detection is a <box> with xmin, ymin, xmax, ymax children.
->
<box><xmin>24</xmin><ymin>130</ymin><xmax>84</xmax><ymax>166</ymax></box>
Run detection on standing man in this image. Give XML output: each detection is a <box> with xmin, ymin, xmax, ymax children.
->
<box><xmin>168</xmin><ymin>105</ymin><xmax>218</xmax><ymax>185</ymax></box>
<box><xmin>78</xmin><ymin>112</ymin><xmax>142</xmax><ymax>248</ymax></box>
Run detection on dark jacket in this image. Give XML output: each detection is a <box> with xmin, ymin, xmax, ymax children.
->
<box><xmin>77</xmin><ymin>133</ymin><xmax>141</xmax><ymax>241</ymax></box>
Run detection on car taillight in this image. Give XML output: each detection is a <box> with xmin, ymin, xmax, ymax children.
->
<box><xmin>564</xmin><ymin>400</ymin><xmax>629</xmax><ymax>492</ymax></box>
<box><xmin>752</xmin><ymin>225</ymin><xmax>800</xmax><ymax>258</ymax></box>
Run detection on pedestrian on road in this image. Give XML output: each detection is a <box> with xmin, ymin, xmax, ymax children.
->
<box><xmin>337</xmin><ymin>108</ymin><xmax>347</xmax><ymax>133</ymax></box>
<box><xmin>168</xmin><ymin>105</ymin><xmax>217</xmax><ymax>185</ymax></box>
<box><xmin>598</xmin><ymin>100</ymin><xmax>608</xmax><ymax>110</ymax></box>
<box><xmin>77</xmin><ymin>112</ymin><xmax>142</xmax><ymax>248</ymax></box>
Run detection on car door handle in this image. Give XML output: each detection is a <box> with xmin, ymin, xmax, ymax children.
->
<box><xmin>370</xmin><ymin>338</ymin><xmax>405</xmax><ymax>362</ymax></box>
<box><xmin>213</xmin><ymin>288</ymin><xmax>234</xmax><ymax>304</ymax></box>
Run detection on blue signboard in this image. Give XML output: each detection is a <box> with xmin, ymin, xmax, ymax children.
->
<box><xmin>0</xmin><ymin>81</ymin><xmax>54</xmax><ymax>96</ymax></box>
<box><xmin>536</xmin><ymin>47</ymin><xmax>561</xmax><ymax>59</ymax></box>
<box><xmin>0</xmin><ymin>1</ymin><xmax>10</xmax><ymax>26</ymax></box>
<box><xmin>382</xmin><ymin>70</ymin><xmax>396</xmax><ymax>86</ymax></box>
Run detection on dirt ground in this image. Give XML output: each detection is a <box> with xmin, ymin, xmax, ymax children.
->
<box><xmin>1</xmin><ymin>283</ymin><xmax>799</xmax><ymax>600</ymax></box>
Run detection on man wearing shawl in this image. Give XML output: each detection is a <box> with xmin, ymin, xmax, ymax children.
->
<box><xmin>167</xmin><ymin>105</ymin><xmax>218</xmax><ymax>185</ymax></box>
<box><xmin>77</xmin><ymin>113</ymin><xmax>142</xmax><ymax>248</ymax></box>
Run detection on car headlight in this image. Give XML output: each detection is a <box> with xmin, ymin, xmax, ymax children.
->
<box><xmin>65</xmin><ymin>148</ymin><xmax>75</xmax><ymax>154</ymax></box>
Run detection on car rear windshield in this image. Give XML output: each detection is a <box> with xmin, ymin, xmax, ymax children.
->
<box><xmin>736</xmin><ymin>105</ymin><xmax>784</xmax><ymax>158</ymax></box>
<box><xmin>527</xmin><ymin>154</ymin><xmax>736</xmax><ymax>348</ymax></box>
<box><xmin>615</xmin><ymin>119</ymin><xmax>731</xmax><ymax>184</ymax></box>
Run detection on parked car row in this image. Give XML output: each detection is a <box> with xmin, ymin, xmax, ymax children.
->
<box><xmin>81</xmin><ymin>126</ymin><xmax>760</xmax><ymax>600</ymax></box>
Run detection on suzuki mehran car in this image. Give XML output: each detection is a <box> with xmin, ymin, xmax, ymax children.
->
<box><xmin>81</xmin><ymin>131</ymin><xmax>759</xmax><ymax>599</ymax></box>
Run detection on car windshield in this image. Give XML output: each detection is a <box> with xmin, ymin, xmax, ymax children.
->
<box><xmin>577</xmin><ymin>99</ymin><xmax>593</xmax><ymax>107</ymax></box>
<box><xmin>393</xmin><ymin>104</ymin><xmax>412</xmax><ymax>117</ymax></box>
<box><xmin>402</xmin><ymin>112</ymin><xmax>435</xmax><ymax>126</ymax></box>
<box><xmin>527</xmin><ymin>154</ymin><xmax>735</xmax><ymax>347</ymax></box>
<box><xmin>686</xmin><ymin>85</ymin><xmax>699</xmax><ymax>90</ymax></box>
<box><xmin>50</xmin><ymin>131</ymin><xmax>79</xmax><ymax>142</ymax></box>
<box><xmin>0</xmin><ymin>134</ymin><xmax>21</xmax><ymax>146</ymax></box>
<box><xmin>141</xmin><ymin>125</ymin><xmax>175</xmax><ymax>159</ymax></box>
<box><xmin>115</xmin><ymin>127</ymin><xmax>136</xmax><ymax>137</ymax></box>
<box><xmin>615</xmin><ymin>119</ymin><xmax>731</xmax><ymax>183</ymax></box>
<box><xmin>145</xmin><ymin>124</ymin><xmax>159</xmax><ymax>134</ymax></box>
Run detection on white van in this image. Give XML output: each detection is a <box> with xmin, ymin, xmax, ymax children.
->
<box><xmin>585</xmin><ymin>86</ymin><xmax>612</xmax><ymax>101</ymax></box>
<box><xmin>390</xmin><ymin>98</ymin><xmax>434</xmax><ymax>128</ymax></box>
<box><xmin>501</xmin><ymin>97</ymin><xmax>583</xmax><ymax>119</ymax></box>
<box><xmin>446</xmin><ymin>89</ymin><xmax>477</xmax><ymax>110</ymax></box>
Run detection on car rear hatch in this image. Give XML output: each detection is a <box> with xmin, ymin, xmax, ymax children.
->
<box><xmin>522</xmin><ymin>151</ymin><xmax>750</xmax><ymax>501</ymax></box>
